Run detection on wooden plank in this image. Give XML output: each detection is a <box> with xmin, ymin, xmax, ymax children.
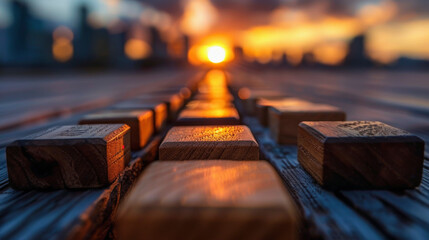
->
<box><xmin>159</xmin><ymin>126</ymin><xmax>259</xmax><ymax>160</ymax></box>
<box><xmin>6</xmin><ymin>124</ymin><xmax>131</xmax><ymax>189</ymax></box>
<box><xmin>79</xmin><ymin>109</ymin><xmax>154</xmax><ymax>150</ymax></box>
<box><xmin>116</xmin><ymin>160</ymin><xmax>300</xmax><ymax>240</ymax></box>
<box><xmin>268</xmin><ymin>103</ymin><xmax>346</xmax><ymax>145</ymax></box>
<box><xmin>109</xmin><ymin>101</ymin><xmax>167</xmax><ymax>132</ymax></box>
<box><xmin>0</xmin><ymin>70</ymin><xmax>194</xmax><ymax>133</ymax></box>
<box><xmin>256</xmin><ymin>98</ymin><xmax>312</xmax><ymax>126</ymax></box>
<box><xmin>298</xmin><ymin>121</ymin><xmax>424</xmax><ymax>189</ymax></box>
<box><xmin>176</xmin><ymin>107</ymin><xmax>240</xmax><ymax>126</ymax></box>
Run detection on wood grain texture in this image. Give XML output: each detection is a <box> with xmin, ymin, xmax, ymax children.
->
<box><xmin>116</xmin><ymin>160</ymin><xmax>300</xmax><ymax>240</ymax></box>
<box><xmin>256</xmin><ymin>98</ymin><xmax>312</xmax><ymax>126</ymax></box>
<box><xmin>298</xmin><ymin>121</ymin><xmax>425</xmax><ymax>189</ymax></box>
<box><xmin>109</xmin><ymin>101</ymin><xmax>167</xmax><ymax>132</ymax></box>
<box><xmin>132</xmin><ymin>94</ymin><xmax>183</xmax><ymax>122</ymax></box>
<box><xmin>6</xmin><ymin>124</ymin><xmax>131</xmax><ymax>189</ymax></box>
<box><xmin>176</xmin><ymin>107</ymin><xmax>241</xmax><ymax>126</ymax></box>
<box><xmin>79</xmin><ymin>110</ymin><xmax>154</xmax><ymax>150</ymax></box>
<box><xmin>268</xmin><ymin>103</ymin><xmax>346</xmax><ymax>144</ymax></box>
<box><xmin>159</xmin><ymin>126</ymin><xmax>259</xmax><ymax>160</ymax></box>
<box><xmin>231</xmin><ymin>70</ymin><xmax>429</xmax><ymax>239</ymax></box>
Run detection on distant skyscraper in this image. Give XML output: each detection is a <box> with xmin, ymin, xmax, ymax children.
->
<box><xmin>74</xmin><ymin>5</ymin><xmax>93</xmax><ymax>65</ymax></box>
<box><xmin>8</xmin><ymin>0</ymin><xmax>29</xmax><ymax>61</ymax></box>
<box><xmin>344</xmin><ymin>35</ymin><xmax>372</xmax><ymax>67</ymax></box>
<box><xmin>149</xmin><ymin>27</ymin><xmax>168</xmax><ymax>62</ymax></box>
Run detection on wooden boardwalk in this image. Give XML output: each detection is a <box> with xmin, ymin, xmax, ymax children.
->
<box><xmin>0</xmin><ymin>68</ymin><xmax>428</xmax><ymax>239</ymax></box>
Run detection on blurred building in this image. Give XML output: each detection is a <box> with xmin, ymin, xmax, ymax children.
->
<box><xmin>344</xmin><ymin>35</ymin><xmax>372</xmax><ymax>67</ymax></box>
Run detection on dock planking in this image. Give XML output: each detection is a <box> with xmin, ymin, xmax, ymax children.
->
<box><xmin>0</xmin><ymin>70</ymin><xmax>193</xmax><ymax>132</ymax></box>
<box><xmin>238</xmin><ymin>69</ymin><xmax>429</xmax><ymax>155</ymax></box>
<box><xmin>0</xmin><ymin>68</ymin><xmax>428</xmax><ymax>239</ymax></box>
<box><xmin>230</xmin><ymin>69</ymin><xmax>429</xmax><ymax>240</ymax></box>
<box><xmin>0</xmin><ymin>132</ymin><xmax>162</xmax><ymax>239</ymax></box>
<box><xmin>0</xmin><ymin>69</ymin><xmax>200</xmax><ymax>239</ymax></box>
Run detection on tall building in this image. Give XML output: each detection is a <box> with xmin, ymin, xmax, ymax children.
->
<box><xmin>8</xmin><ymin>0</ymin><xmax>29</xmax><ymax>63</ymax></box>
<box><xmin>344</xmin><ymin>35</ymin><xmax>372</xmax><ymax>67</ymax></box>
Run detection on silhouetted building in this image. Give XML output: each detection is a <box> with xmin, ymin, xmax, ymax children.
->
<box><xmin>9</xmin><ymin>0</ymin><xmax>29</xmax><ymax>58</ymax></box>
<box><xmin>233</xmin><ymin>46</ymin><xmax>244</xmax><ymax>63</ymax></box>
<box><xmin>74</xmin><ymin>5</ymin><xmax>93</xmax><ymax>65</ymax></box>
<box><xmin>149</xmin><ymin>27</ymin><xmax>168</xmax><ymax>62</ymax></box>
<box><xmin>183</xmin><ymin>34</ymin><xmax>190</xmax><ymax>63</ymax></box>
<box><xmin>344</xmin><ymin>35</ymin><xmax>372</xmax><ymax>67</ymax></box>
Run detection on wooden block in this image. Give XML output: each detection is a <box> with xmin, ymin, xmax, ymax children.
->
<box><xmin>159</xmin><ymin>126</ymin><xmax>259</xmax><ymax>160</ymax></box>
<box><xmin>116</xmin><ymin>160</ymin><xmax>300</xmax><ymax>240</ymax></box>
<box><xmin>176</xmin><ymin>107</ymin><xmax>240</xmax><ymax>126</ymax></box>
<box><xmin>256</xmin><ymin>98</ymin><xmax>312</xmax><ymax>126</ymax></box>
<box><xmin>269</xmin><ymin>103</ymin><xmax>346</xmax><ymax>144</ymax></box>
<box><xmin>6</xmin><ymin>124</ymin><xmax>131</xmax><ymax>189</ymax></box>
<box><xmin>109</xmin><ymin>101</ymin><xmax>167</xmax><ymax>132</ymax></box>
<box><xmin>79</xmin><ymin>110</ymin><xmax>153</xmax><ymax>150</ymax></box>
<box><xmin>238</xmin><ymin>88</ymin><xmax>286</xmax><ymax>115</ymax></box>
<box><xmin>133</xmin><ymin>94</ymin><xmax>183</xmax><ymax>122</ymax></box>
<box><xmin>298</xmin><ymin>121</ymin><xmax>425</xmax><ymax>190</ymax></box>
<box><xmin>185</xmin><ymin>100</ymin><xmax>234</xmax><ymax>110</ymax></box>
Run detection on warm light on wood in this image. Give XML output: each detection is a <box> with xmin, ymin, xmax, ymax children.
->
<box><xmin>117</xmin><ymin>160</ymin><xmax>300</xmax><ymax>240</ymax></box>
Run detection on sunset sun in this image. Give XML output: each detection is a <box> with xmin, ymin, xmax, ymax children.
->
<box><xmin>207</xmin><ymin>46</ymin><xmax>226</xmax><ymax>63</ymax></box>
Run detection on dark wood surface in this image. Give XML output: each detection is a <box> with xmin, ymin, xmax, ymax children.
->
<box><xmin>133</xmin><ymin>94</ymin><xmax>184</xmax><ymax>122</ymax></box>
<box><xmin>159</xmin><ymin>126</ymin><xmax>259</xmax><ymax>160</ymax></box>
<box><xmin>268</xmin><ymin>103</ymin><xmax>346</xmax><ymax>144</ymax></box>
<box><xmin>79</xmin><ymin>110</ymin><xmax>154</xmax><ymax>150</ymax></box>
<box><xmin>0</xmin><ymin>68</ymin><xmax>428</xmax><ymax>239</ymax></box>
<box><xmin>0</xmin><ymin>69</ymin><xmax>197</xmax><ymax>239</ymax></box>
<box><xmin>6</xmin><ymin>124</ymin><xmax>131</xmax><ymax>189</ymax></box>
<box><xmin>109</xmin><ymin>101</ymin><xmax>167</xmax><ymax>132</ymax></box>
<box><xmin>238</xmin><ymin>89</ymin><xmax>286</xmax><ymax>115</ymax></box>
<box><xmin>298</xmin><ymin>121</ymin><xmax>424</xmax><ymax>189</ymax></box>
<box><xmin>117</xmin><ymin>160</ymin><xmax>300</xmax><ymax>240</ymax></box>
<box><xmin>231</xmin><ymin>68</ymin><xmax>429</xmax><ymax>240</ymax></box>
<box><xmin>256</xmin><ymin>98</ymin><xmax>312</xmax><ymax>126</ymax></box>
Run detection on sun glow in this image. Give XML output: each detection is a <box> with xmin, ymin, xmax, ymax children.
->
<box><xmin>207</xmin><ymin>46</ymin><xmax>226</xmax><ymax>63</ymax></box>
